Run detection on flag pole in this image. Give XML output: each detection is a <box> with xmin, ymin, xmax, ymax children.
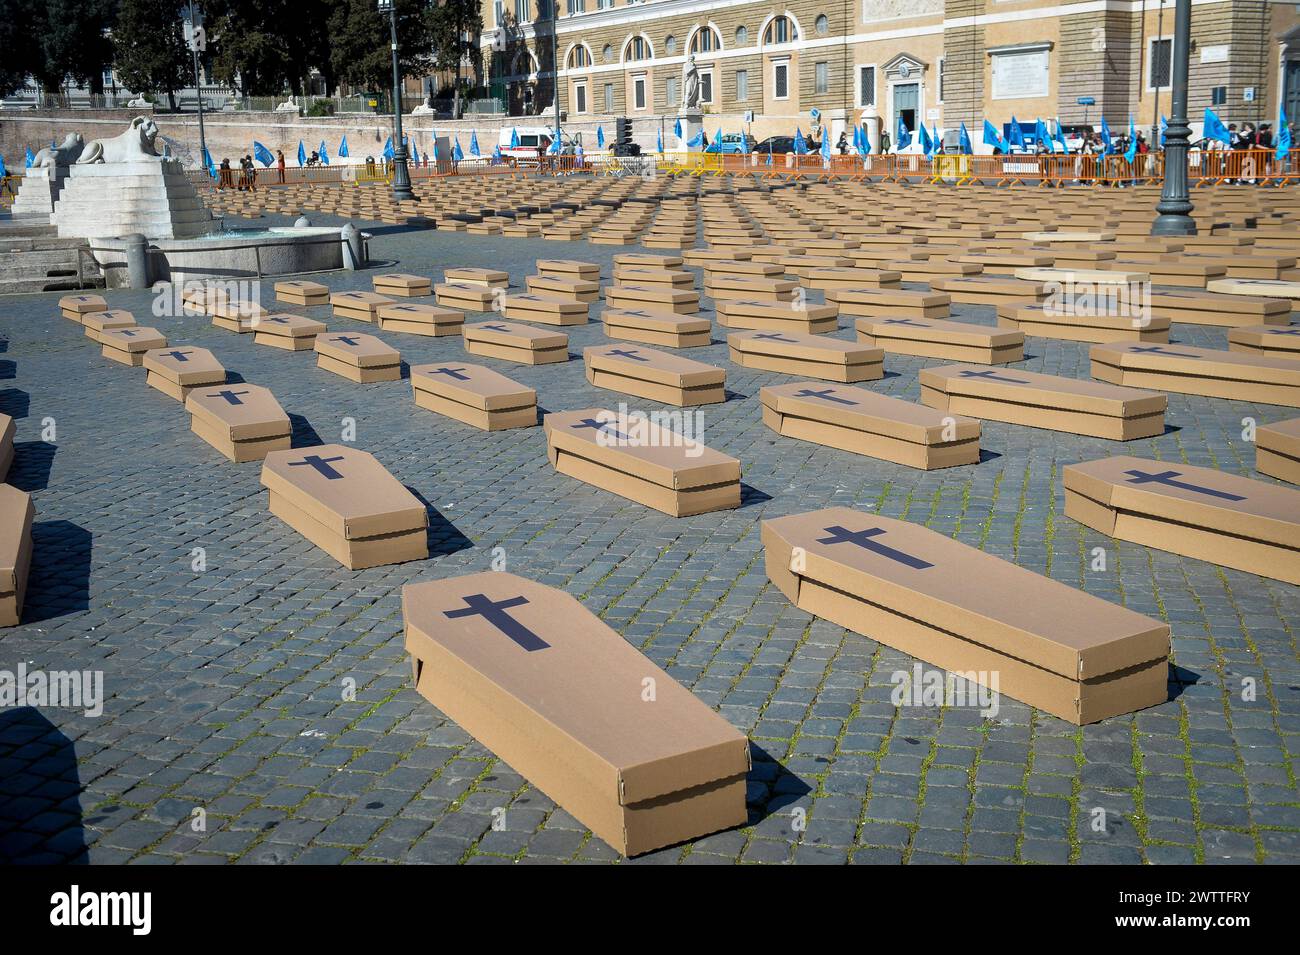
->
<box><xmin>1152</xmin><ymin>0</ymin><xmax>1195</xmax><ymax>236</ymax></box>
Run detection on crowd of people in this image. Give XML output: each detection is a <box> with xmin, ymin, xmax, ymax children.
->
<box><xmin>217</xmin><ymin>150</ymin><xmax>288</xmax><ymax>190</ymax></box>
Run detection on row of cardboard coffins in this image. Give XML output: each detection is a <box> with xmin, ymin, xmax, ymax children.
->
<box><xmin>0</xmin><ymin>400</ymin><xmax>33</xmax><ymax>628</ymax></box>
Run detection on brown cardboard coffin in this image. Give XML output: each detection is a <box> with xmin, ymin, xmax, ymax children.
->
<box><xmin>931</xmin><ymin>276</ymin><xmax>1049</xmax><ymax>307</ymax></box>
<box><xmin>331</xmin><ymin>290</ymin><xmax>393</xmax><ymax>322</ymax></box>
<box><xmin>705</xmin><ymin>274</ymin><xmax>799</xmax><ymax>303</ymax></box>
<box><xmin>1227</xmin><ymin>324</ymin><xmax>1300</xmax><ymax>361</ymax></box>
<box><xmin>605</xmin><ymin>284</ymin><xmax>701</xmax><ymax>315</ymax></box>
<box><xmin>402</xmin><ymin>571</ymin><xmax>748</xmax><ymax>856</ymax></box>
<box><xmin>996</xmin><ymin>303</ymin><xmax>1170</xmax><ymax>343</ymax></box>
<box><xmin>0</xmin><ymin>484</ymin><xmax>35</xmax><ymax>627</ymax></box>
<box><xmin>857</xmin><ymin>317</ymin><xmax>1025</xmax><ymax>364</ymax></box>
<box><xmin>615</xmin><ymin>252</ymin><xmax>685</xmax><ymax>269</ymax></box>
<box><xmin>463</xmin><ymin>320</ymin><xmax>569</xmax><ymax>365</ymax></box>
<box><xmin>435</xmin><ymin>282</ymin><xmax>497</xmax><ymax>311</ymax></box>
<box><xmin>525</xmin><ymin>274</ymin><xmax>601</xmax><ymax>303</ymax></box>
<box><xmin>1206</xmin><ymin>278</ymin><xmax>1300</xmax><ymax>309</ymax></box>
<box><xmin>1147</xmin><ymin>289</ymin><xmax>1291</xmax><ymax>327</ymax></box>
<box><xmin>445</xmin><ymin>266</ymin><xmax>509</xmax><ymax>288</ymax></box>
<box><xmin>372</xmin><ymin>272</ymin><xmax>433</xmax><ymax>297</ymax></box>
<box><xmin>185</xmin><ymin>383</ymin><xmax>292</xmax><ymax>462</ymax></box>
<box><xmin>376</xmin><ymin>302</ymin><xmax>464</xmax><ymax>337</ymax></box>
<box><xmin>682</xmin><ymin>248</ymin><xmax>752</xmax><ymax>266</ymax></box>
<box><xmin>584</xmin><ymin>345</ymin><xmax>725</xmax><ymax>407</ymax></box>
<box><xmin>701</xmin><ymin>260</ymin><xmax>782</xmax><ymax>281</ymax></box>
<box><xmin>59</xmin><ymin>293</ymin><xmax>107</xmax><ymax>321</ymax></box>
<box><xmin>143</xmin><ymin>346</ymin><xmax>226</xmax><ymax>400</ymax></box>
<box><xmin>275</xmin><ymin>279</ymin><xmax>329</xmax><ymax>307</ymax></box>
<box><xmin>825</xmin><ymin>287</ymin><xmax>950</xmax><ymax>320</ymax></box>
<box><xmin>260</xmin><ymin>444</ymin><xmax>428</xmax><ymax>569</ymax></box>
<box><xmin>728</xmin><ymin>330</ymin><xmax>882</xmax><ymax>382</ymax></box>
<box><xmin>763</xmin><ymin>507</ymin><xmax>1169</xmax><ymax>724</ymax></box>
<box><xmin>612</xmin><ymin>266</ymin><xmax>696</xmax><ymax>288</ymax></box>
<box><xmin>0</xmin><ymin>413</ymin><xmax>11</xmax><ymax>481</ymax></box>
<box><xmin>760</xmin><ymin>383</ymin><xmax>979</xmax><ymax>469</ymax></box>
<box><xmin>602</xmin><ymin>309</ymin><xmax>712</xmax><ymax>348</ymax></box>
<box><xmin>802</xmin><ymin>267</ymin><xmax>902</xmax><ymax>291</ymax></box>
<box><xmin>80</xmin><ymin>310</ymin><xmax>137</xmax><ymax>344</ymax></box>
<box><xmin>921</xmin><ymin>364</ymin><xmax>1167</xmax><ymax>440</ymax></box>
<box><xmin>209</xmin><ymin>299</ymin><xmax>269</xmax><ymax>333</ymax></box>
<box><xmin>952</xmin><ymin>252</ymin><xmax>1055</xmax><ymax>276</ymax></box>
<box><xmin>410</xmin><ymin>362</ymin><xmax>537</xmax><ymax>431</ymax></box>
<box><xmin>716</xmin><ymin>300</ymin><xmax>838</xmax><ymax>334</ymax></box>
<box><xmin>1256</xmin><ymin>417</ymin><xmax>1300</xmax><ymax>485</ymax></box>
<box><xmin>1090</xmin><ymin>342</ymin><xmax>1300</xmax><ymax>407</ymax></box>
<box><xmin>1063</xmin><ymin>455</ymin><xmax>1300</xmax><ymax>585</ymax></box>
<box><xmin>1015</xmin><ymin>267</ymin><xmax>1150</xmax><ymax>286</ymax></box>
<box><xmin>503</xmin><ymin>292</ymin><xmax>590</xmax><ymax>326</ymax></box>
<box><xmin>101</xmin><ymin>326</ymin><xmax>167</xmax><ymax>366</ymax></box>
<box><xmin>544</xmin><ymin>409</ymin><xmax>741</xmax><ymax>517</ymax></box>
<box><xmin>314</xmin><ymin>332</ymin><xmax>401</xmax><ymax>383</ymax></box>
<box><xmin>252</xmin><ymin>313</ymin><xmax>327</xmax><ymax>351</ymax></box>
<box><xmin>537</xmin><ymin>258</ymin><xmax>600</xmax><ymax>280</ymax></box>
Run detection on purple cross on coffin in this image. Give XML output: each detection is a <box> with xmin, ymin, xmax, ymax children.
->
<box><xmin>957</xmin><ymin>370</ymin><xmax>1029</xmax><ymax>384</ymax></box>
<box><xmin>211</xmin><ymin>389</ymin><xmax>249</xmax><ymax>405</ymax></box>
<box><xmin>881</xmin><ymin>319</ymin><xmax>931</xmax><ymax>327</ymax></box>
<box><xmin>429</xmin><ymin>367</ymin><xmax>470</xmax><ymax>381</ymax></box>
<box><xmin>264</xmin><ymin>317</ymin><xmax>293</xmax><ymax>324</ymax></box>
<box><xmin>570</xmin><ymin>418</ymin><xmax>632</xmax><ymax>441</ymax></box>
<box><xmin>606</xmin><ymin>349</ymin><xmax>648</xmax><ymax>361</ymax></box>
<box><xmin>443</xmin><ymin>594</ymin><xmax>549</xmax><ymax>651</ymax></box>
<box><xmin>482</xmin><ymin>324</ymin><xmax>509</xmax><ymax>332</ymax></box>
<box><xmin>331</xmin><ymin>336</ymin><xmax>362</xmax><ymax>347</ymax></box>
<box><xmin>287</xmin><ymin>454</ymin><xmax>346</xmax><ymax>480</ymax></box>
<box><xmin>754</xmin><ymin>333</ymin><xmax>797</xmax><ymax>342</ymax></box>
<box><xmin>794</xmin><ymin>388</ymin><xmax>857</xmax><ymax>406</ymax></box>
<box><xmin>1265</xmin><ymin>328</ymin><xmax>1300</xmax><ymax>335</ymax></box>
<box><xmin>1128</xmin><ymin>346</ymin><xmax>1200</xmax><ymax>358</ymax></box>
<box><xmin>162</xmin><ymin>350</ymin><xmax>192</xmax><ymax>362</ymax></box>
<box><xmin>1123</xmin><ymin>469</ymin><xmax>1246</xmax><ymax>502</ymax></box>
<box><xmin>118</xmin><ymin>329</ymin><xmax>139</xmax><ymax>337</ymax></box>
<box><xmin>817</xmin><ymin>525</ymin><xmax>934</xmax><ymax>570</ymax></box>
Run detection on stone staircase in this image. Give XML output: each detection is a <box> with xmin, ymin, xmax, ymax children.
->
<box><xmin>0</xmin><ymin>224</ymin><xmax>102</xmax><ymax>294</ymax></box>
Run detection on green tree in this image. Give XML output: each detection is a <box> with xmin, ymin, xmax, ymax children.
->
<box><xmin>328</xmin><ymin>0</ymin><xmax>434</xmax><ymax>95</ymax></box>
<box><xmin>427</xmin><ymin>0</ymin><xmax>483</xmax><ymax>100</ymax></box>
<box><xmin>113</xmin><ymin>0</ymin><xmax>189</xmax><ymax>109</ymax></box>
<box><xmin>41</xmin><ymin>0</ymin><xmax>118</xmax><ymax>96</ymax></box>
<box><xmin>0</xmin><ymin>0</ymin><xmax>45</xmax><ymax>97</ymax></box>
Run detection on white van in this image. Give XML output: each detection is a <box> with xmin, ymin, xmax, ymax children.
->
<box><xmin>495</xmin><ymin>126</ymin><xmax>576</xmax><ymax>160</ymax></box>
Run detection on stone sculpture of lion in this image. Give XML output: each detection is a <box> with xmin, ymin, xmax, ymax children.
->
<box><xmin>32</xmin><ymin>133</ymin><xmax>85</xmax><ymax>168</ymax></box>
<box><xmin>77</xmin><ymin>116</ymin><xmax>162</xmax><ymax>164</ymax></box>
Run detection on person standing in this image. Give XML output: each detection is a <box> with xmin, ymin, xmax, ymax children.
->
<box><xmin>276</xmin><ymin>149</ymin><xmax>285</xmax><ymax>184</ymax></box>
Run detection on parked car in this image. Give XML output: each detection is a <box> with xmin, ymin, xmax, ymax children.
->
<box><xmin>704</xmin><ymin>133</ymin><xmax>757</xmax><ymax>154</ymax></box>
<box><xmin>1060</xmin><ymin>124</ymin><xmax>1095</xmax><ymax>153</ymax></box>
<box><xmin>753</xmin><ymin>136</ymin><xmax>796</xmax><ymax>155</ymax></box>
<box><xmin>496</xmin><ymin>126</ymin><xmax>576</xmax><ymax>160</ymax></box>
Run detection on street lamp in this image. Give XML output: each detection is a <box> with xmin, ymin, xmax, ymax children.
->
<box><xmin>1152</xmin><ymin>0</ymin><xmax>1195</xmax><ymax>236</ymax></box>
<box><xmin>378</xmin><ymin>0</ymin><xmax>415</xmax><ymax>201</ymax></box>
<box><xmin>184</xmin><ymin>1</ymin><xmax>209</xmax><ymax>173</ymax></box>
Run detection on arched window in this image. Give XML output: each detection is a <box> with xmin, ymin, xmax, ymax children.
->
<box><xmin>601</xmin><ymin>43</ymin><xmax>613</xmax><ymax>63</ymax></box>
<box><xmin>764</xmin><ymin>15</ymin><xmax>797</xmax><ymax>46</ymax></box>
<box><xmin>815</xmin><ymin>14</ymin><xmax>828</xmax><ymax>36</ymax></box>
<box><xmin>689</xmin><ymin>25</ymin><xmax>722</xmax><ymax>54</ymax></box>
<box><xmin>623</xmin><ymin>35</ymin><xmax>651</xmax><ymax>62</ymax></box>
<box><xmin>665</xmin><ymin>35</ymin><xmax>677</xmax><ymax>55</ymax></box>
<box><xmin>567</xmin><ymin>45</ymin><xmax>591</xmax><ymax>69</ymax></box>
<box><xmin>735</xmin><ymin>26</ymin><xmax>748</xmax><ymax>46</ymax></box>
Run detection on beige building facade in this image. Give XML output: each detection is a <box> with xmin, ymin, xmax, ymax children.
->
<box><xmin>480</xmin><ymin>0</ymin><xmax>1300</xmax><ymax>151</ymax></box>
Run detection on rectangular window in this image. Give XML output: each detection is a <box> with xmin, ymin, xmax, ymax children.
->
<box><xmin>494</xmin><ymin>0</ymin><xmax>504</xmax><ymax>26</ymax></box>
<box><xmin>701</xmin><ymin>71</ymin><xmax>713</xmax><ymax>104</ymax></box>
<box><xmin>575</xmin><ymin>84</ymin><xmax>587</xmax><ymax>113</ymax></box>
<box><xmin>736</xmin><ymin>69</ymin><xmax>749</xmax><ymax>101</ymax></box>
<box><xmin>815</xmin><ymin>62</ymin><xmax>829</xmax><ymax>95</ymax></box>
<box><xmin>634</xmin><ymin>76</ymin><xmax>647</xmax><ymax>110</ymax></box>
<box><xmin>597</xmin><ymin>0</ymin><xmax>613</xmax><ymax>7</ymax></box>
<box><xmin>858</xmin><ymin>66</ymin><xmax>875</xmax><ymax>107</ymax></box>
<box><xmin>666</xmin><ymin>77</ymin><xmax>679</xmax><ymax>107</ymax></box>
<box><xmin>774</xmin><ymin>62</ymin><xmax>789</xmax><ymax>100</ymax></box>
<box><xmin>514</xmin><ymin>0</ymin><xmax>528</xmax><ymax>22</ymax></box>
<box><xmin>604</xmin><ymin>82</ymin><xmax>614</xmax><ymax>112</ymax></box>
<box><xmin>566</xmin><ymin>0</ymin><xmax>583</xmax><ymax>13</ymax></box>
<box><xmin>1149</xmin><ymin>37</ymin><xmax>1172</xmax><ymax>89</ymax></box>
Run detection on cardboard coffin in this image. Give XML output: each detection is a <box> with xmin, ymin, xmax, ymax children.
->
<box><xmin>463</xmin><ymin>320</ymin><xmax>569</xmax><ymax>365</ymax></box>
<box><xmin>435</xmin><ymin>282</ymin><xmax>497</xmax><ymax>311</ymax></box>
<box><xmin>402</xmin><ymin>571</ymin><xmax>749</xmax><ymax>856</ymax></box>
<box><xmin>1063</xmin><ymin>455</ymin><xmax>1300</xmax><ymax>586</ymax></box>
<box><xmin>544</xmin><ymin>409</ymin><xmax>741</xmax><ymax>517</ymax></box>
<box><xmin>525</xmin><ymin>274</ymin><xmax>601</xmax><ymax>303</ymax></box>
<box><xmin>615</xmin><ymin>252</ymin><xmax>685</xmax><ymax>269</ymax></box>
<box><xmin>996</xmin><ymin>303</ymin><xmax>1170</xmax><ymax>343</ymax></box>
<box><xmin>1147</xmin><ymin>289</ymin><xmax>1292</xmax><ymax>327</ymax></box>
<box><xmin>716</xmin><ymin>299</ymin><xmax>838</xmax><ymax>335</ymax></box>
<box><xmin>185</xmin><ymin>383</ymin><xmax>292</xmax><ymax>463</ymax></box>
<box><xmin>331</xmin><ymin>290</ymin><xmax>393</xmax><ymax>322</ymax></box>
<box><xmin>101</xmin><ymin>326</ymin><xmax>166</xmax><ymax>366</ymax></box>
<box><xmin>705</xmin><ymin>274</ymin><xmax>799</xmax><ymax>303</ymax></box>
<box><xmin>920</xmin><ymin>364</ymin><xmax>1167</xmax><ymax>440</ymax></box>
<box><xmin>81</xmin><ymin>310</ymin><xmax>137</xmax><ymax>343</ymax></box>
<box><xmin>0</xmin><ymin>413</ymin><xmax>12</xmax><ymax>480</ymax></box>
<box><xmin>1256</xmin><ymin>417</ymin><xmax>1300</xmax><ymax>485</ymax></box>
<box><xmin>376</xmin><ymin>302</ymin><xmax>464</xmax><ymax>337</ymax></box>
<box><xmin>584</xmin><ymin>345</ymin><xmax>725</xmax><ymax>407</ymax></box>
<box><xmin>856</xmin><ymin>317</ymin><xmax>1025</xmax><ymax>365</ymax></box>
<box><xmin>760</xmin><ymin>382</ymin><xmax>979</xmax><ymax>469</ymax></box>
<box><xmin>372</xmin><ymin>272</ymin><xmax>433</xmax><ymax>297</ymax></box>
<box><xmin>605</xmin><ymin>284</ymin><xmax>700</xmax><ymax>315</ymax></box>
<box><xmin>728</xmin><ymin>330</ymin><xmax>882</xmax><ymax>382</ymax></box>
<box><xmin>445</xmin><ymin>267</ymin><xmax>509</xmax><ymax>288</ymax></box>
<box><xmin>1015</xmin><ymin>267</ymin><xmax>1150</xmax><ymax>287</ymax></box>
<box><xmin>1227</xmin><ymin>324</ymin><xmax>1300</xmax><ymax>361</ymax></box>
<box><xmin>275</xmin><ymin>279</ymin><xmax>329</xmax><ymax>307</ymax></box>
<box><xmin>261</xmin><ymin>444</ymin><xmax>428</xmax><ymax>569</ymax></box>
<box><xmin>410</xmin><ymin>362</ymin><xmax>537</xmax><ymax>431</ymax></box>
<box><xmin>931</xmin><ymin>276</ymin><xmax>1049</xmax><ymax>307</ymax></box>
<box><xmin>825</xmin><ymin>287</ymin><xmax>950</xmax><ymax>320</ymax></box>
<box><xmin>1206</xmin><ymin>278</ymin><xmax>1300</xmax><ymax>310</ymax></box>
<box><xmin>314</xmin><ymin>332</ymin><xmax>402</xmax><ymax>383</ymax></box>
<box><xmin>602</xmin><ymin>309</ymin><xmax>712</xmax><ymax>348</ymax></box>
<box><xmin>143</xmin><ymin>346</ymin><xmax>226</xmax><ymax>401</ymax></box>
<box><xmin>701</xmin><ymin>260</ymin><xmax>782</xmax><ymax>281</ymax></box>
<box><xmin>209</xmin><ymin>300</ymin><xmax>269</xmax><ymax>333</ymax></box>
<box><xmin>613</xmin><ymin>266</ymin><xmax>696</xmax><ymax>288</ymax></box>
<box><xmin>802</xmin><ymin>267</ymin><xmax>902</xmax><ymax>292</ymax></box>
<box><xmin>252</xmin><ymin>313</ymin><xmax>327</xmax><ymax>351</ymax></box>
<box><xmin>59</xmin><ymin>293</ymin><xmax>107</xmax><ymax>322</ymax></box>
<box><xmin>503</xmin><ymin>292</ymin><xmax>590</xmax><ymax>326</ymax></box>
<box><xmin>762</xmin><ymin>507</ymin><xmax>1170</xmax><ymax>724</ymax></box>
<box><xmin>1090</xmin><ymin>342</ymin><xmax>1300</xmax><ymax>407</ymax></box>
<box><xmin>0</xmin><ymin>484</ymin><xmax>35</xmax><ymax>627</ymax></box>
<box><xmin>536</xmin><ymin>258</ymin><xmax>600</xmax><ymax>280</ymax></box>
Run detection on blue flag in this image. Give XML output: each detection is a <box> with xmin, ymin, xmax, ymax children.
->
<box><xmin>1124</xmin><ymin>115</ymin><xmax>1138</xmax><ymax>163</ymax></box>
<box><xmin>411</xmin><ymin>141</ymin><xmax>419</xmax><ymax>164</ymax></box>
<box><xmin>253</xmin><ymin>141</ymin><xmax>273</xmax><ymax>167</ymax></box>
<box><xmin>982</xmin><ymin>119</ymin><xmax>1003</xmax><ymax>153</ymax></box>
<box><xmin>918</xmin><ymin>123</ymin><xmax>933</xmax><ymax>157</ymax></box>
<box><xmin>1007</xmin><ymin>116</ymin><xmax>1024</xmax><ymax>151</ymax></box>
<box><xmin>1034</xmin><ymin>118</ymin><xmax>1051</xmax><ymax>151</ymax></box>
<box><xmin>1277</xmin><ymin>106</ymin><xmax>1292</xmax><ymax>162</ymax></box>
<box><xmin>793</xmin><ymin>128</ymin><xmax>807</xmax><ymax>155</ymax></box>
<box><xmin>1100</xmin><ymin>117</ymin><xmax>1113</xmax><ymax>154</ymax></box>
<box><xmin>493</xmin><ymin>144</ymin><xmax>502</xmax><ymax>162</ymax></box>
<box><xmin>673</xmin><ymin>118</ymin><xmax>682</xmax><ymax>139</ymax></box>
<box><xmin>896</xmin><ymin>116</ymin><xmax>912</xmax><ymax>152</ymax></box>
<box><xmin>1054</xmin><ymin>120</ymin><xmax>1069</xmax><ymax>154</ymax></box>
<box><xmin>510</xmin><ymin>127</ymin><xmax>520</xmax><ymax>149</ymax></box>
<box><xmin>657</xmin><ymin>128</ymin><xmax>663</xmax><ymax>153</ymax></box>
<box><xmin>469</xmin><ymin>131</ymin><xmax>480</xmax><ymax>157</ymax></box>
<box><xmin>547</xmin><ymin>131</ymin><xmax>560</xmax><ymax>155</ymax></box>
<box><xmin>1203</xmin><ymin>108</ymin><xmax>1230</xmax><ymax>146</ymax></box>
<box><xmin>0</xmin><ymin>154</ymin><xmax>8</xmax><ymax>179</ymax></box>
<box><xmin>383</xmin><ymin>136</ymin><xmax>394</xmax><ymax>160</ymax></box>
<box><xmin>297</xmin><ymin>141</ymin><xmax>306</xmax><ymax>166</ymax></box>
<box><xmin>452</xmin><ymin>137</ymin><xmax>464</xmax><ymax>162</ymax></box>
<box><xmin>201</xmin><ymin>146</ymin><xmax>216</xmax><ymax>178</ymax></box>
<box><xmin>1159</xmin><ymin>116</ymin><xmax>1168</xmax><ymax>147</ymax></box>
<box><xmin>319</xmin><ymin>141</ymin><xmax>330</xmax><ymax>165</ymax></box>
<box><xmin>25</xmin><ymin>147</ymin><xmax>34</xmax><ymax>168</ymax></box>
<box><xmin>821</xmin><ymin>129</ymin><xmax>831</xmax><ymax>161</ymax></box>
<box><xmin>596</xmin><ymin>126</ymin><xmax>605</xmax><ymax>149</ymax></box>
<box><xmin>338</xmin><ymin>135</ymin><xmax>349</xmax><ymax>158</ymax></box>
<box><xmin>959</xmin><ymin>122</ymin><xmax>973</xmax><ymax>155</ymax></box>
<box><xmin>686</xmin><ymin>129</ymin><xmax>704</xmax><ymax>149</ymax></box>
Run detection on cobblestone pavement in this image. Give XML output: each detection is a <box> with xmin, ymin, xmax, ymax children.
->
<box><xmin>0</xmin><ymin>211</ymin><xmax>1297</xmax><ymax>865</ymax></box>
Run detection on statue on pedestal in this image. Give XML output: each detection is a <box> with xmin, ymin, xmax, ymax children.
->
<box><xmin>681</xmin><ymin>54</ymin><xmax>701</xmax><ymax>112</ymax></box>
<box><xmin>77</xmin><ymin>116</ymin><xmax>162</xmax><ymax>164</ymax></box>
<box><xmin>32</xmin><ymin>133</ymin><xmax>84</xmax><ymax>168</ymax></box>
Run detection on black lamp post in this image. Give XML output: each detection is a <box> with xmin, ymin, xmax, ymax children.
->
<box><xmin>185</xmin><ymin>2</ymin><xmax>209</xmax><ymax>171</ymax></box>
<box><xmin>379</xmin><ymin>0</ymin><xmax>415</xmax><ymax>201</ymax></box>
<box><xmin>1152</xmin><ymin>0</ymin><xmax>1196</xmax><ymax>236</ymax></box>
